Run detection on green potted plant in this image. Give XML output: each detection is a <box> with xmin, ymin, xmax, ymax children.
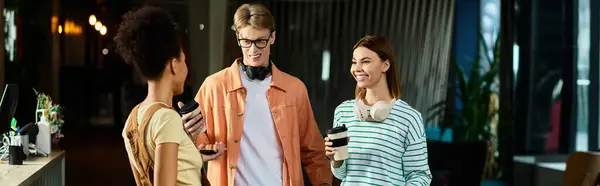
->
<box><xmin>426</xmin><ymin>33</ymin><xmax>501</xmax><ymax>180</ymax></box>
<box><xmin>428</xmin><ymin>33</ymin><xmax>500</xmax><ymax>141</ymax></box>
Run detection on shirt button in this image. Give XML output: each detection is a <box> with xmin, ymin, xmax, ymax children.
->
<box><xmin>229</xmin><ymin>164</ymin><xmax>236</xmax><ymax>169</ymax></box>
<box><xmin>237</xmin><ymin>112</ymin><xmax>243</xmax><ymax>116</ymax></box>
<box><xmin>234</xmin><ymin>140</ymin><xmax>239</xmax><ymax>143</ymax></box>
<box><xmin>241</xmin><ymin>90</ymin><xmax>246</xmax><ymax>94</ymax></box>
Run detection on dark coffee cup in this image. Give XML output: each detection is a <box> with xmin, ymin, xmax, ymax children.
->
<box><xmin>179</xmin><ymin>101</ymin><xmax>201</xmax><ymax>122</ymax></box>
<box><xmin>199</xmin><ymin>144</ymin><xmax>217</xmax><ymax>155</ymax></box>
<box><xmin>179</xmin><ymin>101</ymin><xmax>205</xmax><ymax>138</ymax></box>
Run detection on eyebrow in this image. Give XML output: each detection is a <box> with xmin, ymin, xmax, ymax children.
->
<box><xmin>352</xmin><ymin>57</ymin><xmax>372</xmax><ymax>61</ymax></box>
<box><xmin>239</xmin><ymin>35</ymin><xmax>270</xmax><ymax>40</ymax></box>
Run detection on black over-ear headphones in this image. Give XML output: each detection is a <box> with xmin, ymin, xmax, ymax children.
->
<box><xmin>239</xmin><ymin>60</ymin><xmax>272</xmax><ymax>80</ymax></box>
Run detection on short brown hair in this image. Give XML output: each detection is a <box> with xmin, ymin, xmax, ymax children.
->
<box><xmin>233</xmin><ymin>3</ymin><xmax>275</xmax><ymax>32</ymax></box>
<box><xmin>353</xmin><ymin>35</ymin><xmax>402</xmax><ymax>99</ymax></box>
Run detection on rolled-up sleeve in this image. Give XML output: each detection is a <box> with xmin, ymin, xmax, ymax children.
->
<box><xmin>298</xmin><ymin>84</ymin><xmax>333</xmax><ymax>186</ymax></box>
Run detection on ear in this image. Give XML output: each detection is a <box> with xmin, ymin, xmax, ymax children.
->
<box><xmin>270</xmin><ymin>31</ymin><xmax>276</xmax><ymax>45</ymax></box>
<box><xmin>169</xmin><ymin>58</ymin><xmax>178</xmax><ymax>75</ymax></box>
<box><xmin>382</xmin><ymin>59</ymin><xmax>390</xmax><ymax>73</ymax></box>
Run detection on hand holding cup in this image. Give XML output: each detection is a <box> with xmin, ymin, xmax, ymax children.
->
<box><xmin>325</xmin><ymin>124</ymin><xmax>349</xmax><ymax>161</ymax></box>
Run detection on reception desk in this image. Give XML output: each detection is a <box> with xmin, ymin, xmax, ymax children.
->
<box><xmin>0</xmin><ymin>151</ymin><xmax>65</xmax><ymax>186</ymax></box>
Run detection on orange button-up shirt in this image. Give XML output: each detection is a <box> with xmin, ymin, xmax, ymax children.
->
<box><xmin>194</xmin><ymin>59</ymin><xmax>332</xmax><ymax>186</ymax></box>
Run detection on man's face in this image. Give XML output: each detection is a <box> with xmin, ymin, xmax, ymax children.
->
<box><xmin>237</xmin><ymin>26</ymin><xmax>275</xmax><ymax>67</ymax></box>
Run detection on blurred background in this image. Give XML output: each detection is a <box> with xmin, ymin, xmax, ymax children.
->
<box><xmin>0</xmin><ymin>0</ymin><xmax>598</xmax><ymax>185</ymax></box>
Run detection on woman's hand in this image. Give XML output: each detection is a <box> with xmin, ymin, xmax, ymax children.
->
<box><xmin>324</xmin><ymin>137</ymin><xmax>336</xmax><ymax>161</ymax></box>
<box><xmin>197</xmin><ymin>142</ymin><xmax>226</xmax><ymax>162</ymax></box>
<box><xmin>325</xmin><ymin>137</ymin><xmax>347</xmax><ymax>168</ymax></box>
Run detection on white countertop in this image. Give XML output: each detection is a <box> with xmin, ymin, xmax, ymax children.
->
<box><xmin>0</xmin><ymin>150</ymin><xmax>65</xmax><ymax>186</ymax></box>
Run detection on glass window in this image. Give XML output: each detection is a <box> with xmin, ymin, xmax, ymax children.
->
<box><xmin>576</xmin><ymin>0</ymin><xmax>590</xmax><ymax>151</ymax></box>
<box><xmin>481</xmin><ymin>0</ymin><xmax>500</xmax><ymax>66</ymax></box>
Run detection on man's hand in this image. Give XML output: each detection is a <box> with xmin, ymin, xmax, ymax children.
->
<box><xmin>177</xmin><ymin>101</ymin><xmax>205</xmax><ymax>141</ymax></box>
<box><xmin>197</xmin><ymin>142</ymin><xmax>227</xmax><ymax>162</ymax></box>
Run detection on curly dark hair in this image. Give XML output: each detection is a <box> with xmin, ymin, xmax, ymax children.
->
<box><xmin>114</xmin><ymin>6</ymin><xmax>182</xmax><ymax>80</ymax></box>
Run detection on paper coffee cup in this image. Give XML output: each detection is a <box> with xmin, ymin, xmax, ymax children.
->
<box><xmin>179</xmin><ymin>101</ymin><xmax>205</xmax><ymax>138</ymax></box>
<box><xmin>327</xmin><ymin>124</ymin><xmax>349</xmax><ymax>161</ymax></box>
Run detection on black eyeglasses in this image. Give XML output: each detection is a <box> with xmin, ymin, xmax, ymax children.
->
<box><xmin>237</xmin><ymin>34</ymin><xmax>272</xmax><ymax>49</ymax></box>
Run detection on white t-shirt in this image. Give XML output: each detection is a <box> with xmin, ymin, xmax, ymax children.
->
<box><xmin>235</xmin><ymin>70</ymin><xmax>284</xmax><ymax>186</ymax></box>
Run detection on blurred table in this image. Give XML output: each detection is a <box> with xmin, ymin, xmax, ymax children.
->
<box><xmin>0</xmin><ymin>150</ymin><xmax>65</xmax><ymax>186</ymax></box>
<box><xmin>513</xmin><ymin>155</ymin><xmax>566</xmax><ymax>186</ymax></box>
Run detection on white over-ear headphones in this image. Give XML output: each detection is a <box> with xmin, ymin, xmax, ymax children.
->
<box><xmin>354</xmin><ymin>98</ymin><xmax>396</xmax><ymax>122</ymax></box>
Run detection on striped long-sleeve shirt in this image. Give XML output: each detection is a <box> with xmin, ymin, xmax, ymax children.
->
<box><xmin>331</xmin><ymin>99</ymin><xmax>432</xmax><ymax>186</ymax></box>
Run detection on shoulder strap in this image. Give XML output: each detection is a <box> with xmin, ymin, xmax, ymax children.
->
<box><xmin>125</xmin><ymin>103</ymin><xmax>171</xmax><ymax>186</ymax></box>
<box><xmin>139</xmin><ymin>103</ymin><xmax>170</xmax><ymax>169</ymax></box>
<box><xmin>140</xmin><ymin>104</ymin><xmax>170</xmax><ymax>150</ymax></box>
